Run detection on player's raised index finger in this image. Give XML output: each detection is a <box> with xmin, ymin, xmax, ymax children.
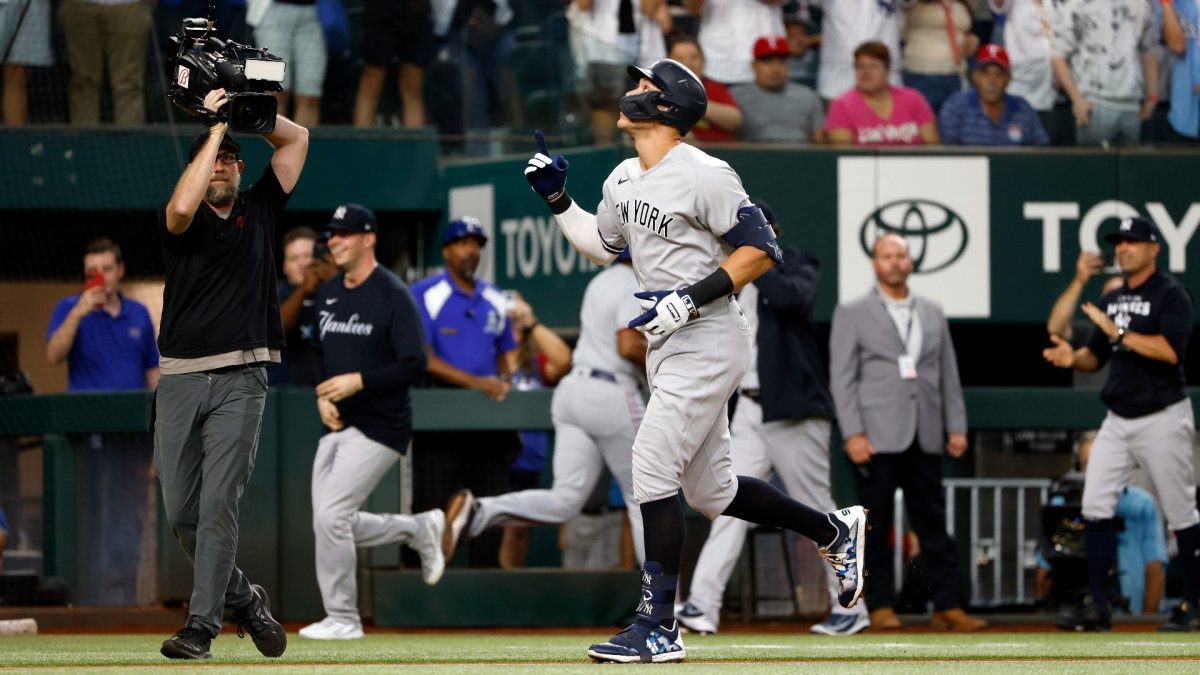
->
<box><xmin>534</xmin><ymin>129</ymin><xmax>548</xmax><ymax>155</ymax></box>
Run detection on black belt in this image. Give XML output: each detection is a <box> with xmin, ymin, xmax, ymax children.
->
<box><xmin>739</xmin><ymin>388</ymin><xmax>761</xmax><ymax>403</ymax></box>
<box><xmin>577</xmin><ymin>367</ymin><xmax>617</xmax><ymax>383</ymax></box>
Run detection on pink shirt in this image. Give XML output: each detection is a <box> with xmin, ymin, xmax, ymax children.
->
<box><xmin>825</xmin><ymin>86</ymin><xmax>936</xmax><ymax>146</ymax></box>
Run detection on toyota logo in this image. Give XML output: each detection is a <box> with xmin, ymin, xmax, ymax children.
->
<box><xmin>859</xmin><ymin>199</ymin><xmax>969</xmax><ymax>274</ymax></box>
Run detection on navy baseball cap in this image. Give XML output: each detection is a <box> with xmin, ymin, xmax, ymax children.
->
<box><xmin>326</xmin><ymin>203</ymin><xmax>377</xmax><ymax>234</ymax></box>
<box><xmin>188</xmin><ymin>132</ymin><xmax>240</xmax><ymax>161</ymax></box>
<box><xmin>1104</xmin><ymin>215</ymin><xmax>1160</xmax><ymax>244</ymax></box>
<box><xmin>444</xmin><ymin>216</ymin><xmax>488</xmax><ymax>246</ymax></box>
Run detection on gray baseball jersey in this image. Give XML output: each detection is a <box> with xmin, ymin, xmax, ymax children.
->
<box><xmin>595</xmin><ymin>143</ymin><xmax>753</xmax><ymax>293</ymax></box>
<box><xmin>467</xmin><ymin>262</ymin><xmax>647</xmax><ymax>563</ymax></box>
<box><xmin>573</xmin><ymin>263</ymin><xmax>646</xmax><ymax>386</ymax></box>
<box><xmin>592</xmin><ymin>143</ymin><xmax>755</xmax><ymax>518</ymax></box>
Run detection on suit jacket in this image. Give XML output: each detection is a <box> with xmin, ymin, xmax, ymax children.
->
<box><xmin>829</xmin><ymin>287</ymin><xmax>967</xmax><ymax>454</ymax></box>
<box><xmin>755</xmin><ymin>245</ymin><xmax>834</xmax><ymax>422</ymax></box>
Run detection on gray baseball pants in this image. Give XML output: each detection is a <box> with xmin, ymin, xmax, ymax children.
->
<box><xmin>1082</xmin><ymin>398</ymin><xmax>1199</xmax><ymax>531</ymax></box>
<box><xmin>154</xmin><ymin>367</ymin><xmax>265</xmax><ymax>636</ymax></box>
<box><xmin>636</xmin><ymin>299</ymin><xmax>749</xmax><ymax>518</ymax></box>
<box><xmin>470</xmin><ymin>372</ymin><xmax>646</xmax><ymax>563</ymax></box>
<box><xmin>312</xmin><ymin>427</ymin><xmax>420</xmax><ymax>624</ymax></box>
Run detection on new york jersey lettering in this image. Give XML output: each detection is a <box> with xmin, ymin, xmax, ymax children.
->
<box><xmin>617</xmin><ymin>199</ymin><xmax>675</xmax><ymax>237</ymax></box>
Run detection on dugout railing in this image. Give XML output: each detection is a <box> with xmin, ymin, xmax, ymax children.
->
<box><xmin>1</xmin><ymin>388</ymin><xmax>1194</xmax><ymax>624</ymax></box>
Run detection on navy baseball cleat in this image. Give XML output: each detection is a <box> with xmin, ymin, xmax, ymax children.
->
<box><xmin>1055</xmin><ymin>596</ymin><xmax>1111</xmax><ymax>632</ymax></box>
<box><xmin>1159</xmin><ymin>602</ymin><xmax>1200</xmax><ymax>632</ymax></box>
<box><xmin>587</xmin><ymin>620</ymin><xmax>686</xmax><ymax>663</ymax></box>
<box><xmin>231</xmin><ymin>584</ymin><xmax>288</xmax><ymax>657</ymax></box>
<box><xmin>160</xmin><ymin>622</ymin><xmax>213</xmax><ymax>660</ymax></box>
<box><xmin>819</xmin><ymin>506</ymin><xmax>867</xmax><ymax>609</ymax></box>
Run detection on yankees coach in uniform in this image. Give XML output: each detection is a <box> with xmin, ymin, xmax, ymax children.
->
<box><xmin>1043</xmin><ymin>215</ymin><xmax>1200</xmax><ymax>632</ymax></box>
<box><xmin>300</xmin><ymin>204</ymin><xmax>447</xmax><ymax>641</ymax></box>
<box><xmin>154</xmin><ymin>90</ymin><xmax>306</xmax><ymax>659</ymax></box>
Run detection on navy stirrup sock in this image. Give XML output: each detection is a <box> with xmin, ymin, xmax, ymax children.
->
<box><xmin>1085</xmin><ymin>518</ymin><xmax>1118</xmax><ymax>608</ymax></box>
<box><xmin>722</xmin><ymin>475</ymin><xmax>837</xmax><ymax>545</ymax></box>
<box><xmin>1175</xmin><ymin>523</ymin><xmax>1200</xmax><ymax>607</ymax></box>
<box><xmin>640</xmin><ymin>495</ymin><xmax>685</xmax><ymax>576</ymax></box>
<box><xmin>635</xmin><ymin>562</ymin><xmax>678</xmax><ymax>628</ymax></box>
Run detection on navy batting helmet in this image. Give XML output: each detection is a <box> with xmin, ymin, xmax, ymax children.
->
<box><xmin>620</xmin><ymin>59</ymin><xmax>708</xmax><ymax>135</ymax></box>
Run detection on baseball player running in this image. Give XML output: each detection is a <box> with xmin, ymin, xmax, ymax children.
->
<box><xmin>675</xmin><ymin>200</ymin><xmax>870</xmax><ymax>637</ymax></box>
<box><xmin>1043</xmin><ymin>215</ymin><xmax>1200</xmax><ymax>632</ymax></box>
<box><xmin>523</xmin><ymin>59</ymin><xmax>867</xmax><ymax>663</ymax></box>
<box><xmin>300</xmin><ymin>204</ymin><xmax>446</xmax><ymax>641</ymax></box>
<box><xmin>450</xmin><ymin>250</ymin><xmax>650</xmax><ymax>561</ymax></box>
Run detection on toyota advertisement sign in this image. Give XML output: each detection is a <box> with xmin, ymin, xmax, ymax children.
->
<box><xmin>838</xmin><ymin>157</ymin><xmax>992</xmax><ymax>318</ymax></box>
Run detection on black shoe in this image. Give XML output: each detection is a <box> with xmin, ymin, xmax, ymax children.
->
<box><xmin>231</xmin><ymin>584</ymin><xmax>287</xmax><ymax>657</ymax></box>
<box><xmin>1054</xmin><ymin>597</ymin><xmax>1111</xmax><ymax>632</ymax></box>
<box><xmin>1159</xmin><ymin>602</ymin><xmax>1200</xmax><ymax>632</ymax></box>
<box><xmin>161</xmin><ymin>624</ymin><xmax>212</xmax><ymax>660</ymax></box>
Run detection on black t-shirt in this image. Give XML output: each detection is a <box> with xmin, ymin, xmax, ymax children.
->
<box><xmin>1087</xmin><ymin>271</ymin><xmax>1193</xmax><ymax>418</ymax></box>
<box><xmin>157</xmin><ymin>165</ymin><xmax>289</xmax><ymax>358</ymax></box>
<box><xmin>315</xmin><ymin>266</ymin><xmax>428</xmax><ymax>452</ymax></box>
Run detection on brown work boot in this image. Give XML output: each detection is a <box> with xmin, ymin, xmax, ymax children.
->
<box><xmin>931</xmin><ymin>608</ymin><xmax>987</xmax><ymax>631</ymax></box>
<box><xmin>869</xmin><ymin>607</ymin><xmax>902</xmax><ymax>630</ymax></box>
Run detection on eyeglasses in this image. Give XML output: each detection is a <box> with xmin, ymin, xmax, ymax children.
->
<box><xmin>215</xmin><ymin>152</ymin><xmax>239</xmax><ymax>165</ymax></box>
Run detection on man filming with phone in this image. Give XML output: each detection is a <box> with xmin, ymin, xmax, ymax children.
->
<box><xmin>153</xmin><ymin>87</ymin><xmax>307</xmax><ymax>659</ymax></box>
<box><xmin>46</xmin><ymin>237</ymin><xmax>159</xmax><ymax>391</ymax></box>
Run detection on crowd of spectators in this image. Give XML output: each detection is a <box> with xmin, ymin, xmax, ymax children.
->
<box><xmin>0</xmin><ymin>0</ymin><xmax>1195</xmax><ymax>147</ymax></box>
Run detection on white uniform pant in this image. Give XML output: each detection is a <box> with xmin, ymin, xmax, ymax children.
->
<box><xmin>687</xmin><ymin>399</ymin><xmax>864</xmax><ymax>624</ymax></box>
<box><xmin>635</xmin><ymin>301</ymin><xmax>749</xmax><ymax>518</ymax></box>
<box><xmin>312</xmin><ymin>427</ymin><xmax>420</xmax><ymax>623</ymax></box>
<box><xmin>1082</xmin><ymin>398</ymin><xmax>1199</xmax><ymax>532</ymax></box>
<box><xmin>472</xmin><ymin>373</ymin><xmax>646</xmax><ymax>563</ymax></box>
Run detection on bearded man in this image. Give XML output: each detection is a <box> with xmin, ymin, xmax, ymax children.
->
<box><xmin>153</xmin><ymin>89</ymin><xmax>308</xmax><ymax>660</ymax></box>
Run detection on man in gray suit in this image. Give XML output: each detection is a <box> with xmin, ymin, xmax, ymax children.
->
<box><xmin>829</xmin><ymin>234</ymin><xmax>985</xmax><ymax>632</ymax></box>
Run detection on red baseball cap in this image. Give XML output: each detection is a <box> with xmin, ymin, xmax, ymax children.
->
<box><xmin>975</xmin><ymin>44</ymin><xmax>1010</xmax><ymax>71</ymax></box>
<box><xmin>753</xmin><ymin>35</ymin><xmax>790</xmax><ymax>60</ymax></box>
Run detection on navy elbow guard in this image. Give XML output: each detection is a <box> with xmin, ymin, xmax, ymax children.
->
<box><xmin>724</xmin><ymin>205</ymin><xmax>784</xmax><ymax>264</ymax></box>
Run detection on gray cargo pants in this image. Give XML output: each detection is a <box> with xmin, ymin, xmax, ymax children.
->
<box><xmin>153</xmin><ymin>366</ymin><xmax>266</xmax><ymax>635</ymax></box>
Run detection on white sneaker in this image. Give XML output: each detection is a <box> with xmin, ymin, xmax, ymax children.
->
<box><xmin>810</xmin><ymin>612</ymin><xmax>870</xmax><ymax>636</ymax></box>
<box><xmin>413</xmin><ymin>509</ymin><xmax>446</xmax><ymax>585</ymax></box>
<box><xmin>298</xmin><ymin>617</ymin><xmax>364</xmax><ymax>641</ymax></box>
<box><xmin>674</xmin><ymin>601</ymin><xmax>718</xmax><ymax>634</ymax></box>
<box><xmin>819</xmin><ymin>506</ymin><xmax>868</xmax><ymax>609</ymax></box>
<box><xmin>442</xmin><ymin>489</ymin><xmax>475</xmax><ymax>560</ymax></box>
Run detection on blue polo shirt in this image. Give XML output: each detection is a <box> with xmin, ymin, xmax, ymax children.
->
<box><xmin>411</xmin><ymin>271</ymin><xmax>517</xmax><ymax>378</ymax></box>
<box><xmin>46</xmin><ymin>294</ymin><xmax>159</xmax><ymax>391</ymax></box>
<box><xmin>938</xmin><ymin>90</ymin><xmax>1049</xmax><ymax>146</ymax></box>
<box><xmin>1165</xmin><ymin>0</ymin><xmax>1200</xmax><ymax>138</ymax></box>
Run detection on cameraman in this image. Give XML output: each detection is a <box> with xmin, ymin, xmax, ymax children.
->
<box><xmin>154</xmin><ymin>89</ymin><xmax>308</xmax><ymax>660</ymax></box>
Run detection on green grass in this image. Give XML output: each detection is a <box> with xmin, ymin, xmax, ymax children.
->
<box><xmin>0</xmin><ymin>632</ymin><xmax>1198</xmax><ymax>673</ymax></box>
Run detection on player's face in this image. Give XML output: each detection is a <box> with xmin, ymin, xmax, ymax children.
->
<box><xmin>752</xmin><ymin>56</ymin><xmax>790</xmax><ymax>92</ymax></box>
<box><xmin>443</xmin><ymin>236</ymin><xmax>483</xmax><ymax>281</ymax></box>
<box><xmin>872</xmin><ymin>235</ymin><xmax>913</xmax><ymax>286</ymax></box>
<box><xmin>328</xmin><ymin>230</ymin><xmax>368</xmax><ymax>271</ymax></box>
<box><xmin>617</xmin><ymin>78</ymin><xmax>665</xmax><ymax>131</ymax></box>
<box><xmin>282</xmin><ymin>237</ymin><xmax>315</xmax><ymax>286</ymax></box>
<box><xmin>1113</xmin><ymin>238</ymin><xmax>1158</xmax><ymax>276</ymax></box>
<box><xmin>82</xmin><ymin>251</ymin><xmax>123</xmax><ymax>294</ymax></box>
<box><xmin>205</xmin><ymin>147</ymin><xmax>243</xmax><ymax>206</ymax></box>
<box><xmin>854</xmin><ymin>56</ymin><xmax>889</xmax><ymax>95</ymax></box>
<box><xmin>972</xmin><ymin>65</ymin><xmax>1010</xmax><ymax>105</ymax></box>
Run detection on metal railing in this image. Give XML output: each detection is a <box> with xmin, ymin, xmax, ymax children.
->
<box><xmin>892</xmin><ymin>479</ymin><xmax>1053</xmax><ymax>607</ymax></box>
